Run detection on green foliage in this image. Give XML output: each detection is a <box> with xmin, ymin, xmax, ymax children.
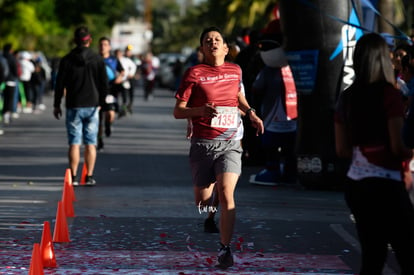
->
<box><xmin>1</xmin><ymin>0</ymin><xmax>410</xmax><ymax>61</ymax></box>
<box><xmin>0</xmin><ymin>0</ymin><xmax>64</xmax><ymax>55</ymax></box>
<box><xmin>0</xmin><ymin>0</ymin><xmax>278</xmax><ymax>57</ymax></box>
<box><xmin>154</xmin><ymin>0</ymin><xmax>277</xmax><ymax>53</ymax></box>
<box><xmin>0</xmin><ymin>0</ymin><xmax>138</xmax><ymax>57</ymax></box>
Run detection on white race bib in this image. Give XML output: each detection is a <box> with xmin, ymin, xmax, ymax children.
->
<box><xmin>105</xmin><ymin>95</ymin><xmax>116</xmax><ymax>104</ymax></box>
<box><xmin>210</xmin><ymin>106</ymin><xmax>238</xmax><ymax>128</ymax></box>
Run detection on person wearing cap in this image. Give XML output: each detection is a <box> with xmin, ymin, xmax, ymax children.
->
<box><xmin>114</xmin><ymin>48</ymin><xmax>136</xmax><ymax>116</ymax></box>
<box><xmin>174</xmin><ymin>26</ymin><xmax>263</xmax><ymax>269</ymax></box>
<box><xmin>53</xmin><ymin>26</ymin><xmax>109</xmax><ymax>186</ymax></box>
<box><xmin>18</xmin><ymin>51</ymin><xmax>35</xmax><ymax>114</ymax></box>
<box><xmin>124</xmin><ymin>45</ymin><xmax>139</xmax><ymax>113</ymax></box>
<box><xmin>249</xmin><ymin>40</ymin><xmax>298</xmax><ymax>186</ymax></box>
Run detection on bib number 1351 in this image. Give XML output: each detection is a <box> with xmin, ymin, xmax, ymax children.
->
<box><xmin>210</xmin><ymin>106</ymin><xmax>238</xmax><ymax>128</ymax></box>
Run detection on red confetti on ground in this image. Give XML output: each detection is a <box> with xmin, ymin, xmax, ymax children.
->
<box><xmin>0</xmin><ymin>250</ymin><xmax>352</xmax><ymax>274</ymax></box>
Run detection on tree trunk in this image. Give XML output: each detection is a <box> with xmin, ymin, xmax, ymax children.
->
<box><xmin>378</xmin><ymin>0</ymin><xmax>395</xmax><ymax>34</ymax></box>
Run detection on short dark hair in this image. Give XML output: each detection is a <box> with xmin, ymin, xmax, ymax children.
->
<box><xmin>74</xmin><ymin>26</ymin><xmax>91</xmax><ymax>45</ymax></box>
<box><xmin>99</xmin><ymin>36</ymin><xmax>111</xmax><ymax>44</ymax></box>
<box><xmin>3</xmin><ymin>43</ymin><xmax>12</xmax><ymax>53</ymax></box>
<box><xmin>199</xmin><ymin>26</ymin><xmax>223</xmax><ymax>45</ymax></box>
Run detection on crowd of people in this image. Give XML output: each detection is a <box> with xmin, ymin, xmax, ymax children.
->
<box><xmin>0</xmin><ymin>37</ymin><xmax>162</xmax><ymax>139</ymax></box>
<box><xmin>0</xmin><ymin>44</ymin><xmax>48</xmax><ymax>135</ymax></box>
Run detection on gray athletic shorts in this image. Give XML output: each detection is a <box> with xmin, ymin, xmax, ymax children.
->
<box><xmin>189</xmin><ymin>139</ymin><xmax>242</xmax><ymax>187</ymax></box>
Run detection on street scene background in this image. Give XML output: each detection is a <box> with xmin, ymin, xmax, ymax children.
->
<box><xmin>0</xmin><ymin>87</ymin><xmax>403</xmax><ymax>274</ymax></box>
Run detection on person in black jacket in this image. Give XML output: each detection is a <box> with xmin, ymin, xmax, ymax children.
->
<box><xmin>53</xmin><ymin>26</ymin><xmax>109</xmax><ymax>186</ymax></box>
<box><xmin>2</xmin><ymin>43</ymin><xmax>18</xmax><ymax>125</ymax></box>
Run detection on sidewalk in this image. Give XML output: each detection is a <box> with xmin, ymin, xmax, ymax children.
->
<box><xmin>0</xmin><ymin>88</ymin><xmax>359</xmax><ymax>274</ymax></box>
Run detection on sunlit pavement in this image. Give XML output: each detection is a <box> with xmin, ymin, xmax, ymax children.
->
<box><xmin>0</xmin><ymin>86</ymin><xmax>397</xmax><ymax>274</ymax></box>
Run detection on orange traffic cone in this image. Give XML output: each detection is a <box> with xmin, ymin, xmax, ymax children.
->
<box><xmin>40</xmin><ymin>221</ymin><xmax>57</xmax><ymax>268</ymax></box>
<box><xmin>53</xmin><ymin>201</ymin><xmax>71</xmax><ymax>243</ymax></box>
<box><xmin>29</xmin><ymin>243</ymin><xmax>44</xmax><ymax>275</ymax></box>
<box><xmin>64</xmin><ymin>168</ymin><xmax>76</xmax><ymax>201</ymax></box>
<box><xmin>80</xmin><ymin>163</ymin><xmax>88</xmax><ymax>186</ymax></box>
<box><xmin>62</xmin><ymin>181</ymin><xmax>75</xmax><ymax>218</ymax></box>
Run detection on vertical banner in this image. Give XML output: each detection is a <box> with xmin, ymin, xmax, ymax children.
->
<box><xmin>279</xmin><ymin>0</ymin><xmax>363</xmax><ymax>188</ymax></box>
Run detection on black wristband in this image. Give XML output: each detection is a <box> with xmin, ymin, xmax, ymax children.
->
<box><xmin>246</xmin><ymin>108</ymin><xmax>256</xmax><ymax>115</ymax></box>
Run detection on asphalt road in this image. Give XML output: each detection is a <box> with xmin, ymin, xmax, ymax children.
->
<box><xmin>0</xmin><ymin>86</ymin><xmax>401</xmax><ymax>274</ymax></box>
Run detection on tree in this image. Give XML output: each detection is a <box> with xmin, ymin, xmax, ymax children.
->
<box><xmin>153</xmin><ymin>0</ymin><xmax>278</xmax><ymax>53</ymax></box>
<box><xmin>378</xmin><ymin>0</ymin><xmax>413</xmax><ymax>38</ymax></box>
<box><xmin>0</xmin><ymin>0</ymin><xmax>139</xmax><ymax>57</ymax></box>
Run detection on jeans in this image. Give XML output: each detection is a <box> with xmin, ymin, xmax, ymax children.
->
<box><xmin>66</xmin><ymin>107</ymin><xmax>99</xmax><ymax>145</ymax></box>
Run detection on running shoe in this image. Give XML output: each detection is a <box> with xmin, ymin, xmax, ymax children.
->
<box><xmin>216</xmin><ymin>244</ymin><xmax>233</xmax><ymax>269</ymax></box>
<box><xmin>249</xmin><ymin>169</ymin><xmax>279</xmax><ymax>186</ymax></box>
<box><xmin>72</xmin><ymin>175</ymin><xmax>79</xmax><ymax>187</ymax></box>
<box><xmin>85</xmin><ymin>176</ymin><xmax>96</xmax><ymax>186</ymax></box>
<box><xmin>97</xmin><ymin>137</ymin><xmax>104</xmax><ymax>151</ymax></box>
<box><xmin>204</xmin><ymin>218</ymin><xmax>219</xmax><ymax>233</ymax></box>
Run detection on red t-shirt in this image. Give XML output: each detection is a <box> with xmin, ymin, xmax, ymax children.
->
<box><xmin>175</xmin><ymin>62</ymin><xmax>242</xmax><ymax>140</ymax></box>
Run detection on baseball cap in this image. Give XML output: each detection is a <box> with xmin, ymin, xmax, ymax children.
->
<box><xmin>74</xmin><ymin>26</ymin><xmax>91</xmax><ymax>43</ymax></box>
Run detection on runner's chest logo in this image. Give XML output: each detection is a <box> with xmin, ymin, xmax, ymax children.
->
<box><xmin>199</xmin><ymin>73</ymin><xmax>238</xmax><ymax>84</ymax></box>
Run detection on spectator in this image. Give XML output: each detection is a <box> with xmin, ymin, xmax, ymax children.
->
<box><xmin>53</xmin><ymin>26</ymin><xmax>109</xmax><ymax>186</ymax></box>
<box><xmin>235</xmin><ymin>29</ymin><xmax>265</xmax><ymax>166</ymax></box>
<box><xmin>0</xmin><ymin>52</ymin><xmax>9</xmax><ymax>135</ymax></box>
<box><xmin>2</xmin><ymin>44</ymin><xmax>18</xmax><ymax>125</ymax></box>
<box><xmin>335</xmin><ymin>33</ymin><xmax>414</xmax><ymax>274</ymax></box>
<box><xmin>172</xmin><ymin>57</ymin><xmax>184</xmax><ymax>91</ymax></box>
<box><xmin>31</xmin><ymin>58</ymin><xmax>47</xmax><ymax>113</ymax></box>
<box><xmin>401</xmin><ymin>48</ymin><xmax>414</xmax><ymax>99</ymax></box>
<box><xmin>392</xmin><ymin>43</ymin><xmax>411</xmax><ymax>97</ymax></box>
<box><xmin>0</xmin><ymin>52</ymin><xmax>9</xmax><ymax>85</ymax></box>
<box><xmin>402</xmin><ymin>46</ymin><xmax>414</xmax><ymax>147</ymax></box>
<box><xmin>249</xmin><ymin>40</ymin><xmax>297</xmax><ymax>186</ymax></box>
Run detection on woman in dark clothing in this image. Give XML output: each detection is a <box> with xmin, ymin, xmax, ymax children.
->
<box><xmin>335</xmin><ymin>33</ymin><xmax>414</xmax><ymax>275</ymax></box>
